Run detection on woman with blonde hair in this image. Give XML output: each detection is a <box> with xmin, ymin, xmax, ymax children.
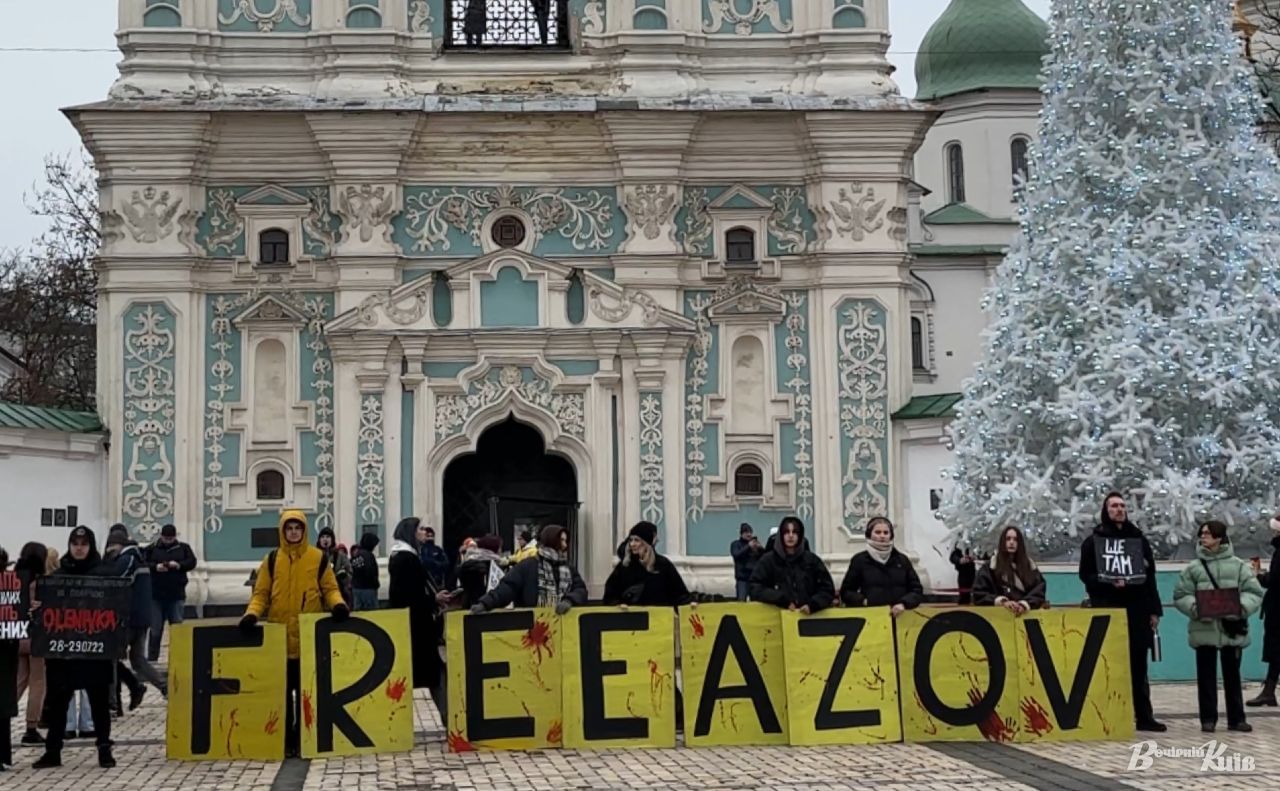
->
<box><xmin>603</xmin><ymin>522</ymin><xmax>691</xmax><ymax>607</ymax></box>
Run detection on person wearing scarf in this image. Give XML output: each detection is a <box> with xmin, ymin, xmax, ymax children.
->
<box><xmin>1247</xmin><ymin>515</ymin><xmax>1280</xmax><ymax>707</ymax></box>
<box><xmin>973</xmin><ymin>526</ymin><xmax>1047</xmax><ymax>614</ymax></box>
<box><xmin>840</xmin><ymin>517</ymin><xmax>924</xmax><ymax>618</ymax></box>
<box><xmin>456</xmin><ymin>535</ymin><xmax>504</xmax><ymax>607</ymax></box>
<box><xmin>471</xmin><ymin>524</ymin><xmax>586</xmax><ymax>614</ymax></box>
<box><xmin>1078</xmin><ymin>491</ymin><xmax>1165</xmax><ymax>732</ymax></box>
<box><xmin>603</xmin><ymin>522</ymin><xmax>692</xmax><ymax>608</ymax></box>
<box><xmin>749</xmin><ymin>516</ymin><xmax>834</xmax><ymax>613</ymax></box>
<box><xmin>387</xmin><ymin>517</ymin><xmax>442</xmax><ymax>695</ymax></box>
<box><xmin>33</xmin><ymin>526</ymin><xmax>118</xmax><ymax>770</ymax></box>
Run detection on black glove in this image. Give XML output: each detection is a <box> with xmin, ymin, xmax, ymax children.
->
<box><xmin>331</xmin><ymin>603</ymin><xmax>350</xmax><ymax>622</ymax></box>
<box><xmin>555</xmin><ymin>599</ymin><xmax>572</xmax><ymax>616</ymax></box>
<box><xmin>469</xmin><ymin>603</ymin><xmax>487</xmax><ymax>615</ymax></box>
<box><xmin>238</xmin><ymin>613</ymin><xmax>258</xmax><ymax>634</ymax></box>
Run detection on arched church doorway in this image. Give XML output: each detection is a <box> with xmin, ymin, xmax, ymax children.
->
<box><xmin>441</xmin><ymin>416</ymin><xmax>579</xmax><ymax>563</ymax></box>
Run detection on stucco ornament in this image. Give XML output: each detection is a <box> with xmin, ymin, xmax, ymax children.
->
<box><xmin>434</xmin><ymin>365</ymin><xmax>586</xmax><ymax>441</ymax></box>
<box><xmin>122</xmin><ymin>187</ymin><xmax>183</xmax><ymax>244</ymax></box>
<box><xmin>220</xmin><ymin>0</ymin><xmax>311</xmax><ymax>32</ymax></box>
<box><xmin>830</xmin><ymin>182</ymin><xmax>886</xmax><ymax>242</ymax></box>
<box><xmin>703</xmin><ymin>0</ymin><xmax>793</xmax><ymax>36</ymax></box>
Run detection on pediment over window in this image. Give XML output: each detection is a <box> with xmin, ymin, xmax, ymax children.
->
<box><xmin>233</xmin><ymin>294</ymin><xmax>308</xmax><ymax>327</ymax></box>
<box><xmin>705</xmin><ymin>277</ymin><xmax>787</xmax><ymax>320</ymax></box>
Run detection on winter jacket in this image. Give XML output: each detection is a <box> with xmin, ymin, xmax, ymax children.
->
<box><xmin>387</xmin><ymin>519</ymin><xmax>440</xmax><ymax>689</ymax></box>
<box><xmin>603</xmin><ymin>553</ymin><xmax>691</xmax><ymax>608</ymax></box>
<box><xmin>478</xmin><ymin>554</ymin><xmax>588</xmax><ymax>611</ymax></box>
<box><xmin>420</xmin><ymin>541</ymin><xmax>450</xmax><ymax>587</ymax></box>
<box><xmin>508</xmin><ymin>541</ymin><xmax>538</xmax><ymax>566</ymax></box>
<box><xmin>1260</xmin><ymin>535</ymin><xmax>1279</xmax><ymax>663</ymax></box>
<box><xmin>350</xmin><ymin>533</ymin><xmax>380</xmax><ymax>591</ymax></box>
<box><xmin>1173</xmin><ymin>542</ymin><xmax>1264</xmax><ymax>649</ymax></box>
<box><xmin>105</xmin><ymin>542</ymin><xmax>153</xmax><ymax>629</ymax></box>
<box><xmin>148</xmin><ymin>539</ymin><xmax>197</xmax><ymax>602</ymax></box>
<box><xmin>749</xmin><ymin>528</ymin><xmax>835</xmax><ymax>612</ymax></box>
<box><xmin>730</xmin><ymin>538</ymin><xmax>764</xmax><ymax>582</ymax></box>
<box><xmin>972</xmin><ymin>557</ymin><xmax>1047</xmax><ymax>610</ymax></box>
<box><xmin>244</xmin><ymin>510</ymin><xmax>345</xmax><ymax>658</ymax></box>
<box><xmin>457</xmin><ymin>548</ymin><xmax>504</xmax><ymax>607</ymax></box>
<box><xmin>45</xmin><ymin>528</ymin><xmax>116</xmax><ymax>693</ymax></box>
<box><xmin>840</xmin><ymin>549</ymin><xmax>924</xmax><ymax>609</ymax></box>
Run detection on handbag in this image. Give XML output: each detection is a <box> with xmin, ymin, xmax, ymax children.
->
<box><xmin>1196</xmin><ymin>559</ymin><xmax>1248</xmax><ymax>637</ymax></box>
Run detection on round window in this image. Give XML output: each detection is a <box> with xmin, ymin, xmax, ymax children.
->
<box><xmin>491</xmin><ymin>215</ymin><xmax>527</xmax><ymax>249</ymax></box>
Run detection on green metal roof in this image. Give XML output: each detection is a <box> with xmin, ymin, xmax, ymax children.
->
<box><xmin>910</xmin><ymin>243</ymin><xmax>1010</xmax><ymax>257</ymax></box>
<box><xmin>915</xmin><ymin>0</ymin><xmax>1049</xmax><ymax>102</ymax></box>
<box><xmin>0</xmin><ymin>400</ymin><xmax>103</xmax><ymax>433</ymax></box>
<box><xmin>893</xmin><ymin>393</ymin><xmax>964</xmax><ymax>420</ymax></box>
<box><xmin>922</xmin><ymin>202</ymin><xmax>1015</xmax><ymax>225</ymax></box>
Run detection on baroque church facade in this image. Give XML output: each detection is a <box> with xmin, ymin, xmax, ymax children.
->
<box><xmin>77</xmin><ymin>0</ymin><xmax>1046</xmax><ymax>605</ymax></box>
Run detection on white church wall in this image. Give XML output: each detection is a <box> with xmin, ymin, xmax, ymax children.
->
<box><xmin>0</xmin><ymin>429</ymin><xmax>107</xmax><ymax>556</ymax></box>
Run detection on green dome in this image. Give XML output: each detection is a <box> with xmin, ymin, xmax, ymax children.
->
<box><xmin>915</xmin><ymin>0</ymin><xmax>1049</xmax><ymax>102</ymax></box>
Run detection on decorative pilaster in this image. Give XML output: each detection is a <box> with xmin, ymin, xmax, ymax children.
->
<box><xmin>835</xmin><ymin>298</ymin><xmax>889</xmax><ymax>533</ymax></box>
<box><xmin>355</xmin><ymin>383</ymin><xmax>387</xmax><ymax>533</ymax></box>
<box><xmin>637</xmin><ymin>388</ymin><xmax>665</xmax><ymax>526</ymax></box>
<box><xmin>121</xmin><ymin>302</ymin><xmax>177</xmax><ymax>540</ymax></box>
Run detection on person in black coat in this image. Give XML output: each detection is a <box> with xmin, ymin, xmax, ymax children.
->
<box><xmin>840</xmin><ymin>517</ymin><xmax>924</xmax><ymax>617</ymax></box>
<box><xmin>350</xmin><ymin>532</ymin><xmax>381</xmax><ymax>611</ymax></box>
<box><xmin>730</xmin><ymin>523</ymin><xmax>764</xmax><ymax>601</ymax></box>
<box><xmin>1248</xmin><ymin>517</ymin><xmax>1280</xmax><ymax>707</ymax></box>
<box><xmin>749</xmin><ymin>516</ymin><xmax>834</xmax><ymax>613</ymax></box>
<box><xmin>387</xmin><ymin>517</ymin><xmax>442</xmax><ymax>698</ymax></box>
<box><xmin>973</xmin><ymin>526</ymin><xmax>1047</xmax><ymax>613</ymax></box>
<box><xmin>0</xmin><ymin>547</ymin><xmax>17</xmax><ymax>770</ymax></box>
<box><xmin>33</xmin><ymin>526</ymin><xmax>118</xmax><ymax>769</ymax></box>
<box><xmin>950</xmin><ymin>546</ymin><xmax>977</xmax><ymax>604</ymax></box>
<box><xmin>1078</xmin><ymin>492</ymin><xmax>1165</xmax><ymax>731</ymax></box>
<box><xmin>604</xmin><ymin>522</ymin><xmax>692</xmax><ymax>608</ymax></box>
<box><xmin>147</xmin><ymin>524</ymin><xmax>197</xmax><ymax>661</ymax></box>
<box><xmin>471</xmin><ymin>524</ymin><xmax>588</xmax><ymax>614</ymax></box>
<box><xmin>456</xmin><ymin>535</ymin><xmax>504</xmax><ymax>608</ymax></box>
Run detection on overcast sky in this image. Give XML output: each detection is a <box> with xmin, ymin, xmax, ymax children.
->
<box><xmin>0</xmin><ymin>0</ymin><xmax>1051</xmax><ymax>251</ymax></box>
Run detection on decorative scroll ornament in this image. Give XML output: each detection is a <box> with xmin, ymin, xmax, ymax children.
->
<box><xmin>337</xmin><ymin>184</ymin><xmax>397</xmax><ymax>245</ymax></box>
<box><xmin>588</xmin><ymin>287</ymin><xmax>662</xmax><ymax>326</ymax></box>
<box><xmin>122</xmin><ymin>305</ymin><xmax>176</xmax><ymax>540</ymax></box>
<box><xmin>837</xmin><ymin>301</ymin><xmax>889</xmax><ymax>524</ymax></box>
<box><xmin>121</xmin><ymin>187</ymin><xmax>183</xmax><ymax>244</ymax></box>
<box><xmin>205</xmin><ymin>189</ymin><xmax>245</xmax><ymax>255</ymax></box>
<box><xmin>681</xmin><ymin>188</ymin><xmax>713</xmax><ymax>255</ymax></box>
<box><xmin>402</xmin><ymin>185</ymin><xmax>616</xmax><ymax>253</ymax></box>
<box><xmin>830</xmin><ymin>182</ymin><xmax>886</xmax><ymax>242</ymax></box>
<box><xmin>220</xmin><ymin>0</ymin><xmax>311</xmax><ymax>32</ymax></box>
<box><xmin>357</xmin><ymin>394</ymin><xmax>385</xmax><ymax>525</ymax></box>
<box><xmin>304</xmin><ymin>187</ymin><xmax>338</xmax><ymax>256</ymax></box>
<box><xmin>581</xmin><ymin>1</ymin><xmax>605</xmax><ymax>35</ymax></box>
<box><xmin>623</xmin><ymin>184</ymin><xmax>677</xmax><ymax>241</ymax></box>
<box><xmin>703</xmin><ymin>0</ymin><xmax>793</xmax><ymax>36</ymax></box>
<box><xmin>684</xmin><ymin>293</ymin><xmax>714</xmax><ymax>521</ymax></box>
<box><xmin>783</xmin><ymin>292</ymin><xmax>814</xmax><ymax>520</ymax></box>
<box><xmin>767</xmin><ymin>187</ymin><xmax>809</xmax><ymax>254</ymax></box>
<box><xmin>434</xmin><ymin>365</ymin><xmax>586</xmax><ymax>440</ymax></box>
<box><xmin>638</xmin><ymin>392</ymin><xmax>665</xmax><ymax>525</ymax></box>
<box><xmin>355</xmin><ymin>279</ymin><xmax>433</xmax><ymax>327</ymax></box>
<box><xmin>408</xmin><ymin>0</ymin><xmax>433</xmax><ymax>33</ymax></box>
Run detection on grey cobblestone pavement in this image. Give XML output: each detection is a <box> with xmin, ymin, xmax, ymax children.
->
<box><xmin>6</xmin><ymin>667</ymin><xmax>1277</xmax><ymax>790</ymax></box>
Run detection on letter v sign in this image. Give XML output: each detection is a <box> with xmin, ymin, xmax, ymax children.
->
<box><xmin>1024</xmin><ymin>615</ymin><xmax>1111</xmax><ymax>730</ymax></box>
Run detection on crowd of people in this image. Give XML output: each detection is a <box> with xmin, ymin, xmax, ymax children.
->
<box><xmin>2</xmin><ymin>489</ymin><xmax>1277</xmax><ymax>769</ymax></box>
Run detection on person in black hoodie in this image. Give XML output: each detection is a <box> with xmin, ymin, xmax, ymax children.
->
<box><xmin>34</xmin><ymin>526</ymin><xmax>118</xmax><ymax>769</ymax></box>
<box><xmin>840</xmin><ymin>517</ymin><xmax>924</xmax><ymax>616</ymax></box>
<box><xmin>730</xmin><ymin>524</ymin><xmax>764</xmax><ymax>601</ymax></box>
<box><xmin>350</xmin><ymin>532</ymin><xmax>381</xmax><ymax>611</ymax></box>
<box><xmin>1078</xmin><ymin>491</ymin><xmax>1165</xmax><ymax>732</ymax></box>
<box><xmin>105</xmin><ymin>525</ymin><xmax>166</xmax><ymax>704</ymax></box>
<box><xmin>387</xmin><ymin>517</ymin><xmax>442</xmax><ymax>699</ymax></box>
<box><xmin>604</xmin><ymin>522</ymin><xmax>692</xmax><ymax>608</ymax></box>
<box><xmin>471</xmin><ymin>524</ymin><xmax>588</xmax><ymax>613</ymax></box>
<box><xmin>749</xmin><ymin>516</ymin><xmax>834</xmax><ymax>613</ymax></box>
<box><xmin>949</xmin><ymin>545</ymin><xmax>977</xmax><ymax>604</ymax></box>
<box><xmin>1247</xmin><ymin>515</ymin><xmax>1280</xmax><ymax>707</ymax></box>
<box><xmin>147</xmin><ymin>524</ymin><xmax>196</xmax><ymax>661</ymax></box>
<box><xmin>973</xmin><ymin>526</ymin><xmax>1047</xmax><ymax>613</ymax></box>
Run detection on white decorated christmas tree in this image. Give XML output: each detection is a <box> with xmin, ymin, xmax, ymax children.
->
<box><xmin>941</xmin><ymin>0</ymin><xmax>1280</xmax><ymax>558</ymax></box>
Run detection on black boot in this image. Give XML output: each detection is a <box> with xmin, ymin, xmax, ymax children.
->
<box><xmin>33</xmin><ymin>752</ymin><xmax>62</xmax><ymax>769</ymax></box>
<box><xmin>129</xmin><ymin>685</ymin><xmax>146</xmax><ymax>712</ymax></box>
<box><xmin>21</xmin><ymin>729</ymin><xmax>44</xmax><ymax>745</ymax></box>
<box><xmin>98</xmin><ymin>745</ymin><xmax>116</xmax><ymax>769</ymax></box>
<box><xmin>1246</xmin><ymin>682</ymin><xmax>1277</xmax><ymax>707</ymax></box>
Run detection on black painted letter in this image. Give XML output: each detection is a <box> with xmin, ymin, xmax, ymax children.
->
<box><xmin>191</xmin><ymin>625</ymin><xmax>262</xmax><ymax>755</ymax></box>
<box><xmin>797</xmin><ymin>616</ymin><xmax>880</xmax><ymax>730</ymax></box>
<box><xmin>314</xmin><ymin>617</ymin><xmax>395</xmax><ymax>753</ymax></box>
<box><xmin>1024</xmin><ymin>615</ymin><xmax>1110</xmax><ymax>730</ymax></box>
<box><xmin>693</xmin><ymin>615</ymin><xmax>782</xmax><ymax>737</ymax></box>
<box><xmin>913</xmin><ymin>611</ymin><xmax>1006</xmax><ymax>727</ymax></box>
<box><xmin>579</xmin><ymin>610</ymin><xmax>649</xmax><ymax>741</ymax></box>
<box><xmin>463</xmin><ymin>610</ymin><xmax>536</xmax><ymax>742</ymax></box>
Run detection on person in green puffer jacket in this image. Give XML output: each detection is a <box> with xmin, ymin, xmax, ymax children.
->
<box><xmin>1173</xmin><ymin>520</ymin><xmax>1265</xmax><ymax>734</ymax></box>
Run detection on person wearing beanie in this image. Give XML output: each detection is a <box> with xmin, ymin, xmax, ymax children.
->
<box><xmin>350</xmin><ymin>532</ymin><xmax>381</xmax><ymax>611</ymax></box>
<box><xmin>34</xmin><ymin>526</ymin><xmax>119</xmax><ymax>769</ymax></box>
<box><xmin>604</xmin><ymin>521</ymin><xmax>691</xmax><ymax>608</ymax></box>
<box><xmin>1248</xmin><ymin>515</ymin><xmax>1280</xmax><ymax>707</ymax></box>
<box><xmin>730</xmin><ymin>523</ymin><xmax>764</xmax><ymax>601</ymax></box>
<box><xmin>316</xmin><ymin>527</ymin><xmax>354</xmax><ymax>608</ymax></box>
<box><xmin>103</xmin><ymin>524</ymin><xmax>166</xmax><ymax>707</ymax></box>
<box><xmin>457</xmin><ymin>535</ymin><xmax>505</xmax><ymax>607</ymax></box>
<box><xmin>240</xmin><ymin>511</ymin><xmax>348</xmax><ymax>757</ymax></box>
<box><xmin>840</xmin><ymin>517</ymin><xmax>924</xmax><ymax>617</ymax></box>
<box><xmin>509</xmin><ymin>529</ymin><xmax>538</xmax><ymax>565</ymax></box>
<box><xmin>749</xmin><ymin>516</ymin><xmax>834</xmax><ymax>613</ymax></box>
<box><xmin>146</xmin><ymin>524</ymin><xmax>196</xmax><ymax>661</ymax></box>
<box><xmin>472</xmin><ymin>524</ymin><xmax>586</xmax><ymax>614</ymax></box>
<box><xmin>418</xmin><ymin>526</ymin><xmax>451</xmax><ymax>589</ymax></box>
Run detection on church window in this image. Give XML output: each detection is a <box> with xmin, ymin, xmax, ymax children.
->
<box><xmin>566</xmin><ymin>269</ymin><xmax>585</xmax><ymax>325</ymax></box>
<box><xmin>491</xmin><ymin>215</ymin><xmax>527</xmax><ymax>249</ymax></box>
<box><xmin>259</xmin><ymin>228</ymin><xmax>290</xmax><ymax>265</ymax></box>
<box><xmin>1011</xmin><ymin>137</ymin><xmax>1030</xmax><ymax>188</ymax></box>
<box><xmin>725</xmin><ymin>227</ymin><xmax>757</xmax><ymax>266</ymax></box>
<box><xmin>911</xmin><ymin>317</ymin><xmax>925</xmax><ymax>371</ymax></box>
<box><xmin>256</xmin><ymin>469</ymin><xmax>285</xmax><ymax>501</ymax></box>
<box><xmin>946</xmin><ymin>143</ymin><xmax>966</xmax><ymax>204</ymax></box>
<box><xmin>734</xmin><ymin>463</ymin><xmax>764</xmax><ymax>497</ymax></box>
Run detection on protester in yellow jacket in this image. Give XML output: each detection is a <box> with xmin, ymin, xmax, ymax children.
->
<box><xmin>239</xmin><ymin>510</ymin><xmax>347</xmax><ymax>757</ymax></box>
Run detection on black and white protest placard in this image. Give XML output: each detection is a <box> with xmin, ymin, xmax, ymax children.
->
<box><xmin>1094</xmin><ymin>538</ymin><xmax>1147</xmax><ymax>584</ymax></box>
<box><xmin>31</xmin><ymin>576</ymin><xmax>130</xmax><ymax>659</ymax></box>
<box><xmin>0</xmin><ymin>569</ymin><xmax>29</xmax><ymax>639</ymax></box>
